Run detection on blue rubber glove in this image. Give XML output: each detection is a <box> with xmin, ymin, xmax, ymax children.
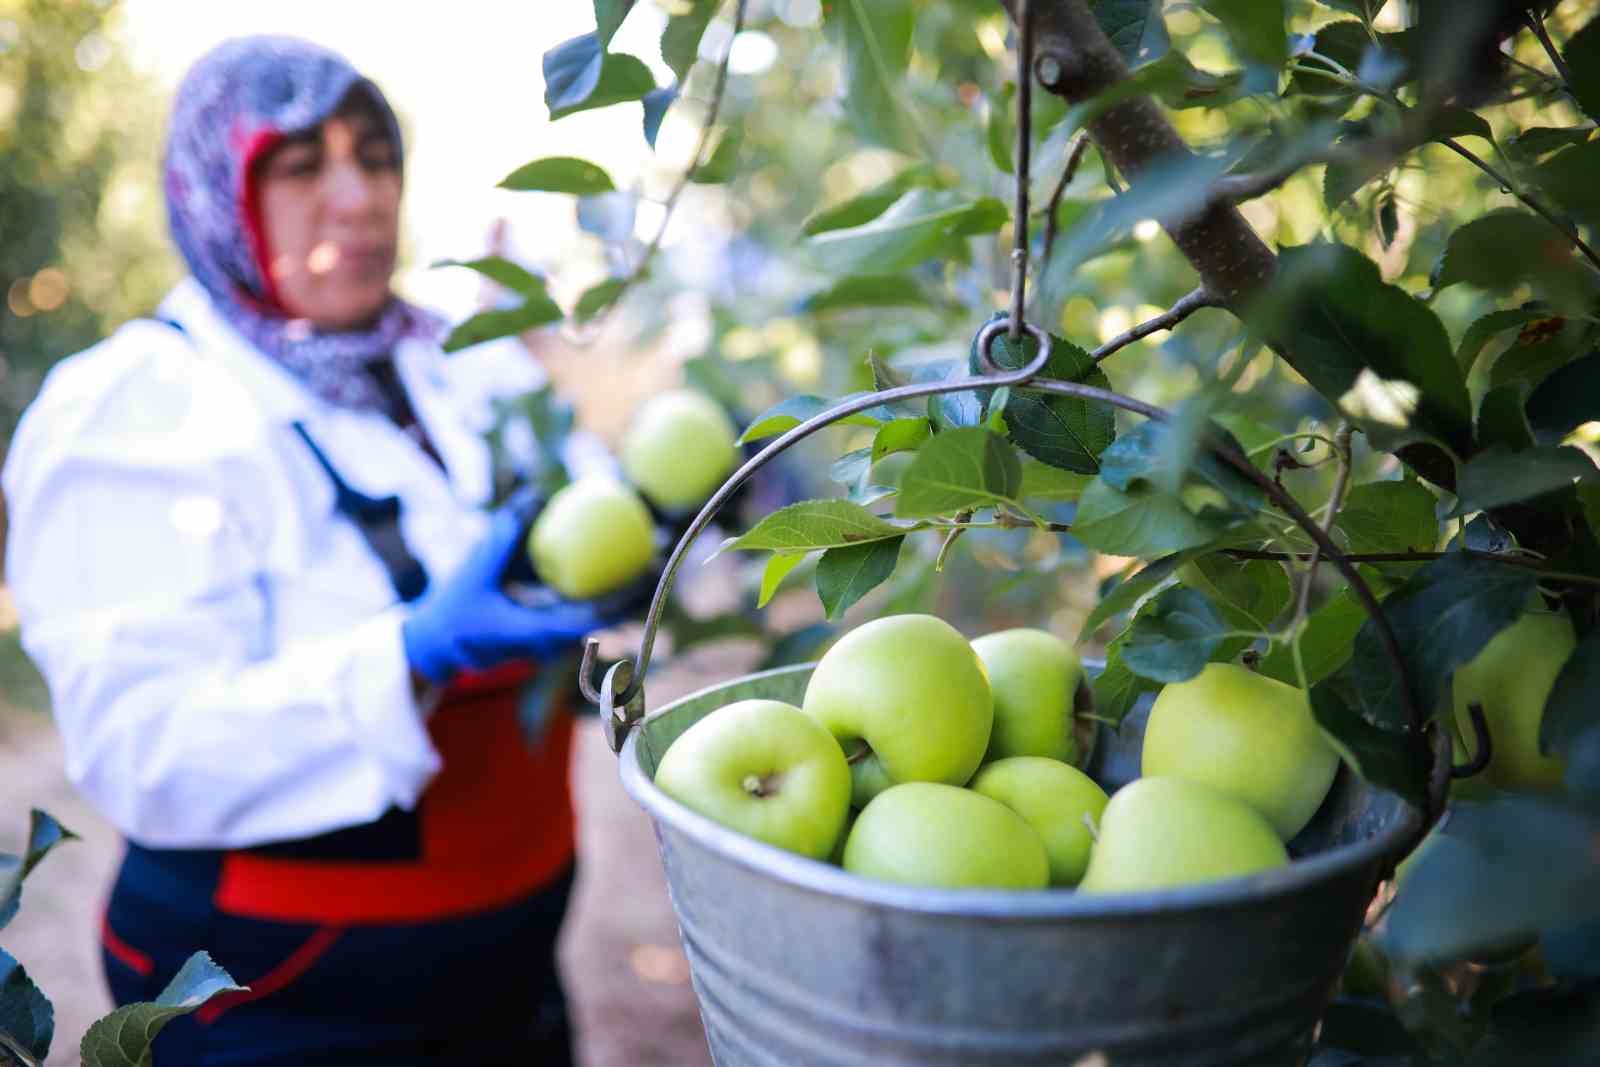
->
<box><xmin>401</xmin><ymin>494</ymin><xmax>618</xmax><ymax>685</ymax></box>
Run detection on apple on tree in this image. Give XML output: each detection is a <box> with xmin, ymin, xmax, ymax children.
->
<box><xmin>1142</xmin><ymin>662</ymin><xmax>1339</xmax><ymax>840</ymax></box>
<box><xmin>971</xmin><ymin>628</ymin><xmax>1087</xmax><ymax>765</ymax></box>
<box><xmin>654</xmin><ymin>699</ymin><xmax>852</xmax><ymax>861</ymax></box>
<box><xmin>968</xmin><ymin>756</ymin><xmax>1108</xmax><ymax>887</ymax></box>
<box><xmin>621</xmin><ymin>388</ymin><xmax>739</xmax><ymax>514</ymax></box>
<box><xmin>1452</xmin><ymin>610</ymin><xmax>1575</xmax><ymax>791</ymax></box>
<box><xmin>842</xmin><ymin>782</ymin><xmax>1049</xmax><ymax>889</ymax></box>
<box><xmin>801</xmin><ymin>614</ymin><xmax>993</xmax><ymax>808</ymax></box>
<box><xmin>1080</xmin><ymin>776</ymin><xmax>1288</xmax><ymax>894</ymax></box>
<box><xmin>527</xmin><ymin>476</ymin><xmax>656</xmax><ymax>599</ymax></box>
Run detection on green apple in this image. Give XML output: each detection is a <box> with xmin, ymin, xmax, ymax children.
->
<box><xmin>971</xmin><ymin>628</ymin><xmax>1085</xmax><ymax>765</ymax></box>
<box><xmin>1453</xmin><ymin>610</ymin><xmax>1575</xmax><ymax>791</ymax></box>
<box><xmin>842</xmin><ymin>782</ymin><xmax>1049</xmax><ymax>889</ymax></box>
<box><xmin>528</xmin><ymin>477</ymin><xmax>655</xmax><ymax>599</ymax></box>
<box><xmin>968</xmin><ymin>757</ymin><xmax>1108</xmax><ymax>887</ymax></box>
<box><xmin>1079</xmin><ymin>776</ymin><xmax>1288</xmax><ymax>894</ymax></box>
<box><xmin>654</xmin><ymin>699</ymin><xmax>852</xmax><ymax>860</ymax></box>
<box><xmin>621</xmin><ymin>389</ymin><xmax>739</xmax><ymax>513</ymax></box>
<box><xmin>802</xmin><ymin>614</ymin><xmax>993</xmax><ymax>808</ymax></box>
<box><xmin>1142</xmin><ymin>662</ymin><xmax>1338</xmax><ymax>840</ymax></box>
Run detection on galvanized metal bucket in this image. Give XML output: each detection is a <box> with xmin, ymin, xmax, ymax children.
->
<box><xmin>619</xmin><ymin>662</ymin><xmax>1424</xmax><ymax>1067</ymax></box>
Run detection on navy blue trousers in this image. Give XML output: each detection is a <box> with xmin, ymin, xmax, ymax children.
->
<box><xmin>102</xmin><ymin>845</ymin><xmax>575</xmax><ymax>1066</ymax></box>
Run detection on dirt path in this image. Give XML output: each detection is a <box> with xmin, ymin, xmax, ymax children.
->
<box><xmin>0</xmin><ymin>647</ymin><xmax>755</xmax><ymax>1066</ymax></box>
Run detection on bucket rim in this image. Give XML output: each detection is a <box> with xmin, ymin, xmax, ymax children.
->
<box><xmin>620</xmin><ymin>662</ymin><xmax>1423</xmax><ymax>919</ymax></box>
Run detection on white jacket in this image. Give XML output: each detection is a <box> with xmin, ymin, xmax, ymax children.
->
<box><xmin>4</xmin><ymin>279</ymin><xmax>592</xmax><ymax>850</ymax></box>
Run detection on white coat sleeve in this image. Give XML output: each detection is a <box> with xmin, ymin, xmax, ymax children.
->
<box><xmin>3</xmin><ymin>399</ymin><xmax>441</xmax><ymax>850</ymax></box>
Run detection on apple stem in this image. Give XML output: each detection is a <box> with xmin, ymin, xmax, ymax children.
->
<box><xmin>742</xmin><ymin>771</ymin><xmax>785</xmax><ymax>797</ymax></box>
<box><xmin>844</xmin><ymin>740</ymin><xmax>873</xmax><ymax>766</ymax></box>
<box><xmin>1081</xmin><ymin>811</ymin><xmax>1100</xmax><ymax>843</ymax></box>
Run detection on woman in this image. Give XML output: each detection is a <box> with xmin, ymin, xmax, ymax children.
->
<box><xmin>3</xmin><ymin>36</ymin><xmax>622</xmax><ymax>1065</ymax></box>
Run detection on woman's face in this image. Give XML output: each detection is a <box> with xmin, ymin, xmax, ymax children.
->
<box><xmin>254</xmin><ymin>103</ymin><xmax>400</xmax><ymax>331</ymax></box>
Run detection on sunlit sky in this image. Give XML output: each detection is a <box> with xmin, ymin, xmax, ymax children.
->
<box><xmin>117</xmin><ymin>1</ymin><xmax>781</xmax><ymax>317</ymax></box>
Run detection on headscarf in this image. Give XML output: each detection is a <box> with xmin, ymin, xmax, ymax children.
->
<box><xmin>163</xmin><ymin>36</ymin><xmax>442</xmax><ymax>413</ymax></box>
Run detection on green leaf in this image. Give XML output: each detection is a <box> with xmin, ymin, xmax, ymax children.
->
<box><xmin>642</xmin><ymin>86</ymin><xmax>676</xmax><ymax>148</ymax></box>
<box><xmin>816</xmin><ymin>537</ymin><xmax>903</xmax><ymax>620</ymax></box>
<box><xmin>80</xmin><ymin>952</ymin><xmax>244</xmax><ymax>1067</ymax></box>
<box><xmin>759</xmin><ymin>622</ymin><xmax>836</xmax><ymax>671</ymax></box>
<box><xmin>808</xmin><ymin>190</ymin><xmax>1007</xmax><ymax>275</ymax></box>
<box><xmin>1072</xmin><ymin>478</ymin><xmax>1225</xmax><ymax>557</ymax></box>
<box><xmin>799</xmin><ymin>164</ymin><xmax>947</xmax><ymax>236</ymax></box>
<box><xmin>574</xmin><ymin>278</ymin><xmax>627</xmax><ymax>323</ymax></box>
<box><xmin>1290</xmin><ymin>21</ymin><xmax>1410</xmax><ymax>97</ymax></box>
<box><xmin>823</xmin><ymin>0</ymin><xmax>917</xmax><ymax>152</ymax></box>
<box><xmin>758</xmin><ymin>553</ymin><xmax>806</xmax><ymax>608</ymax></box>
<box><xmin>442</xmin><ymin>297</ymin><xmax>563</xmax><ymax>354</ymax></box>
<box><xmin>594</xmin><ymin>0</ymin><xmax>632</xmax><ymax>48</ymax></box>
<box><xmin>1475</xmin><ymin>383</ymin><xmax>1535</xmax><ymax>452</ymax></box>
<box><xmin>1449</xmin><ymin>446</ymin><xmax>1598</xmax><ymax>516</ymax></box>
<box><xmin>1256</xmin><ymin>243</ymin><xmax>1472</xmax><ymax>454</ymax></box>
<box><xmin>1180</xmin><ymin>553</ymin><xmax>1291</xmax><ymax>630</ymax></box>
<box><xmin>1345</xmin><ymin>552</ymin><xmax>1538</xmax><ymax>730</ymax></box>
<box><xmin>1080</xmin><ymin>551</ymin><xmax>1198</xmax><ymax>640</ymax></box>
<box><xmin>1259</xmin><ymin>588</ymin><xmax>1367</xmax><ymax>687</ymax></box>
<box><xmin>1456</xmin><ymin>306</ymin><xmax>1549</xmax><ymax>373</ymax></box>
<box><xmin>1431</xmin><ymin>209</ymin><xmax>1586</xmax><ymax>295</ymax></box>
<box><xmin>1532</xmin><ymin>139</ymin><xmax>1600</xmax><ymax>231</ymax></box>
<box><xmin>1020</xmin><ymin>461</ymin><xmax>1093</xmax><ymax>502</ymax></box>
<box><xmin>1526</xmin><ymin>350</ymin><xmax>1600</xmax><ymax>445</ymax></box>
<box><xmin>1541</xmin><ymin>626</ymin><xmax>1600</xmax><ymax>757</ymax></box>
<box><xmin>971</xmin><ymin>325</ymin><xmax>1115</xmax><ymax>475</ymax></box>
<box><xmin>724</xmin><ymin>499</ymin><xmax>906</xmax><ymax>554</ymax></box>
<box><xmin>435</xmin><ymin>256</ymin><xmax>547</xmax><ymax>298</ymax></box>
<box><xmin>1091</xmin><ymin>631</ymin><xmax>1159</xmax><ymax>727</ymax></box>
<box><xmin>543</xmin><ymin>34</ymin><xmax>655</xmax><ymax>121</ymax></box>
<box><xmin>0</xmin><ymin>948</ymin><xmax>52</xmax><ymax>1063</ymax></box>
<box><xmin>661</xmin><ymin>0</ymin><xmax>716</xmax><ymax>82</ymax></box>
<box><xmin>1487</xmin><ymin>316</ymin><xmax>1592</xmax><ymax>391</ymax></box>
<box><xmin>1565</xmin><ymin>14</ymin><xmax>1600</xmax><ymax>123</ymax></box>
<box><xmin>736</xmin><ymin>394</ymin><xmax>895</xmax><ymax>444</ymax></box>
<box><xmin>870</xmin><ymin>418</ymin><xmax>931</xmax><ymax>463</ymax></box>
<box><xmin>1199</xmin><ymin>0</ymin><xmax>1287</xmax><ymax>68</ymax></box>
<box><xmin>894</xmin><ymin>427</ymin><xmax>1021</xmax><ymax>518</ymax></box>
<box><xmin>1097</xmin><ymin>420</ymin><xmax>1263</xmax><ymax>510</ymax></box>
<box><xmin>987</xmin><ymin>82</ymin><xmax>1015</xmax><ymax>175</ymax></box>
<box><xmin>1335</xmin><ymin>480</ymin><xmax>1439</xmax><ymax>556</ymax></box>
<box><xmin>1122</xmin><ymin>586</ymin><xmax>1231</xmax><ymax>683</ymax></box>
<box><xmin>800</xmin><ymin>274</ymin><xmax>934</xmax><ymax>313</ymax></box>
<box><xmin>691</xmin><ymin>129</ymin><xmax>740</xmax><ymax>183</ymax></box>
<box><xmin>0</xmin><ymin>810</ymin><xmax>74</xmax><ymax>929</ymax></box>
<box><xmin>1504</xmin><ymin>126</ymin><xmax>1594</xmax><ymax>164</ymax></box>
<box><xmin>1090</xmin><ymin>0</ymin><xmax>1170</xmax><ymax>66</ymax></box>
<box><xmin>499</xmin><ymin>156</ymin><xmax>615</xmax><ymax>195</ymax></box>
<box><xmin>1308</xmin><ymin>671</ymin><xmax>1427</xmax><ymax>807</ymax></box>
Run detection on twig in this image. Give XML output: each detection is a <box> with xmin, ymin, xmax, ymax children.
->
<box><xmin>1041</xmin><ymin>132</ymin><xmax>1091</xmax><ymax>266</ymax></box>
<box><xmin>1524</xmin><ymin>8</ymin><xmax>1575</xmax><ymax>88</ymax></box>
<box><xmin>1090</xmin><ymin>287</ymin><xmax>1219</xmax><ymax>363</ymax></box>
<box><xmin>1223</xmin><ymin>547</ymin><xmax>1600</xmax><ymax>587</ymax></box>
<box><xmin>1291</xmin><ymin>423</ymin><xmax>1353</xmax><ymax>630</ymax></box>
<box><xmin>1437</xmin><ymin>137</ymin><xmax>1600</xmax><ymax>275</ymax></box>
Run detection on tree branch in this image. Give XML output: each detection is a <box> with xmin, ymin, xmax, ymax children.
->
<box><xmin>1041</xmin><ymin>131</ymin><xmax>1091</xmax><ymax>267</ymax></box>
<box><xmin>1438</xmin><ymin>136</ymin><xmax>1600</xmax><ymax>274</ymax></box>
<box><xmin>1524</xmin><ymin>8</ymin><xmax>1575</xmax><ymax>88</ymax></box>
<box><xmin>1090</xmin><ymin>286</ymin><xmax>1219</xmax><ymax>363</ymax></box>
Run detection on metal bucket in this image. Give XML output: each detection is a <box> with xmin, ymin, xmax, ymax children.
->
<box><xmin>620</xmin><ymin>663</ymin><xmax>1424</xmax><ymax>1067</ymax></box>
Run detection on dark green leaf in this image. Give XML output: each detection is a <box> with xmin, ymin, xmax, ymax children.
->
<box><xmin>724</xmin><ymin>500</ymin><xmax>906</xmax><ymax>554</ymax></box>
<box><xmin>1255</xmin><ymin>243</ymin><xmax>1472</xmax><ymax>454</ymax></box>
<box><xmin>691</xmin><ymin>130</ymin><xmax>739</xmax><ymax>183</ymax></box>
<box><xmin>0</xmin><ymin>810</ymin><xmax>74</xmax><ymax>929</ymax></box>
<box><xmin>543</xmin><ymin>34</ymin><xmax>655</xmax><ymax>120</ymax></box>
<box><xmin>1346</xmin><ymin>552</ymin><xmax>1537</xmax><ymax>730</ymax></box>
<box><xmin>1097</xmin><ymin>420</ymin><xmax>1263</xmax><ymax>510</ymax></box>
<box><xmin>895</xmin><ymin>427</ymin><xmax>1021</xmax><ymax>518</ymax></box>
<box><xmin>823</xmin><ymin>0</ymin><xmax>917</xmax><ymax>152</ymax></box>
<box><xmin>642</xmin><ymin>86</ymin><xmax>676</xmax><ymax>148</ymax></box>
<box><xmin>799</xmin><ymin>164</ymin><xmax>947</xmax><ymax>236</ymax></box>
<box><xmin>594</xmin><ymin>0</ymin><xmax>632</xmax><ymax>48</ymax></box>
<box><xmin>1474</xmin><ymin>383</ymin><xmax>1535</xmax><ymax>452</ymax></box>
<box><xmin>442</xmin><ymin>297</ymin><xmax>563</xmax><ymax>354</ymax></box>
<box><xmin>1259</xmin><ymin>589</ymin><xmax>1367</xmax><ymax>687</ymax></box>
<box><xmin>435</xmin><ymin>256</ymin><xmax>547</xmax><ymax>297</ymax></box>
<box><xmin>1080</xmin><ymin>551</ymin><xmax>1198</xmax><ymax>639</ymax></box>
<box><xmin>499</xmin><ymin>156</ymin><xmax>614</xmax><ymax>195</ymax></box>
<box><xmin>1322</xmin><ymin>147</ymin><xmax>1388</xmax><ymax>210</ymax></box>
<box><xmin>1487</xmin><ymin>316</ymin><xmax>1592</xmax><ymax>390</ymax></box>
<box><xmin>1526</xmin><ymin>350</ymin><xmax>1600</xmax><ymax>445</ymax></box>
<box><xmin>1335</xmin><ymin>480</ymin><xmax>1439</xmax><ymax>556</ymax></box>
<box><xmin>1091</xmin><ymin>631</ymin><xmax>1159</xmax><ymax>727</ymax></box>
<box><xmin>80</xmin><ymin>952</ymin><xmax>243</xmax><ymax>1067</ymax></box>
<box><xmin>574</xmin><ymin>278</ymin><xmax>627</xmax><ymax>323</ymax></box>
<box><xmin>808</xmin><ymin>190</ymin><xmax>1007</xmax><ymax>275</ymax></box>
<box><xmin>1504</xmin><ymin>126</ymin><xmax>1593</xmax><ymax>164</ymax></box>
<box><xmin>1199</xmin><ymin>0</ymin><xmax>1287</xmax><ymax>68</ymax></box>
<box><xmin>816</xmin><ymin>537</ymin><xmax>904</xmax><ymax>619</ymax></box>
<box><xmin>1122</xmin><ymin>586</ymin><xmax>1231</xmax><ymax>683</ymax></box>
<box><xmin>1090</xmin><ymin>0</ymin><xmax>1170</xmax><ymax>65</ymax></box>
<box><xmin>1532</xmin><ymin>139</ymin><xmax>1600</xmax><ymax>231</ymax></box>
<box><xmin>736</xmin><ymin>394</ymin><xmax>895</xmax><ymax>444</ymax></box>
<box><xmin>1072</xmin><ymin>478</ymin><xmax>1226</xmax><ymax>556</ymax></box>
<box><xmin>1180</xmin><ymin>553</ymin><xmax>1291</xmax><ymax>630</ymax></box>
<box><xmin>1382</xmin><ymin>795</ymin><xmax>1600</xmax><ymax>964</ymax></box>
<box><xmin>758</xmin><ymin>553</ymin><xmax>805</xmax><ymax>608</ymax></box>
<box><xmin>1457</xmin><ymin>306</ymin><xmax>1549</xmax><ymax>373</ymax></box>
<box><xmin>972</xmin><ymin>326</ymin><xmax>1115</xmax><ymax>475</ymax></box>
<box><xmin>0</xmin><ymin>948</ymin><xmax>51</xmax><ymax>1063</ymax></box>
<box><xmin>1449</xmin><ymin>446</ymin><xmax>1598</xmax><ymax>516</ymax></box>
<box><xmin>871</xmin><ymin>418</ymin><xmax>931</xmax><ymax>463</ymax></box>
<box><xmin>661</xmin><ymin>0</ymin><xmax>716</xmax><ymax>82</ymax></box>
<box><xmin>1431</xmin><ymin>209</ymin><xmax>1585</xmax><ymax>295</ymax></box>
<box><xmin>1309</xmin><ymin>671</ymin><xmax>1427</xmax><ymax>806</ymax></box>
<box><xmin>1540</xmin><ymin>627</ymin><xmax>1600</xmax><ymax>757</ymax></box>
<box><xmin>1290</xmin><ymin>21</ymin><xmax>1410</xmax><ymax>97</ymax></box>
<box><xmin>800</xmin><ymin>274</ymin><xmax>933</xmax><ymax>314</ymax></box>
<box><xmin>1565</xmin><ymin>14</ymin><xmax>1600</xmax><ymax>123</ymax></box>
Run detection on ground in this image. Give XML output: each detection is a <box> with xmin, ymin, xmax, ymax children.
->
<box><xmin>0</xmin><ymin>642</ymin><xmax>762</xmax><ymax>1067</ymax></box>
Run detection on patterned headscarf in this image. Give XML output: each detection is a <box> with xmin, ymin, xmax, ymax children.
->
<box><xmin>164</xmin><ymin>36</ymin><xmax>442</xmax><ymax>413</ymax></box>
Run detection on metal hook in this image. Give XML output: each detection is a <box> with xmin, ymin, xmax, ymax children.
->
<box><xmin>1450</xmin><ymin>701</ymin><xmax>1494</xmax><ymax>779</ymax></box>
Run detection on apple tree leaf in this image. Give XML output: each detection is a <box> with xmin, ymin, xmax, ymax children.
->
<box><xmin>724</xmin><ymin>500</ymin><xmax>906</xmax><ymax>554</ymax></box>
<box><xmin>660</xmin><ymin>0</ymin><xmax>716</xmax><ymax>82</ymax></box>
<box><xmin>894</xmin><ymin>427</ymin><xmax>1021</xmax><ymax>518</ymax></box>
<box><xmin>808</xmin><ymin>190</ymin><xmax>1007</xmax><ymax>275</ymax></box>
<box><xmin>593</xmin><ymin>0</ymin><xmax>633</xmax><ymax>48</ymax></box>
<box><xmin>1334</xmin><ymin>480</ymin><xmax>1439</xmax><ymax>557</ymax></box>
<box><xmin>1079</xmin><ymin>550</ymin><xmax>1199</xmax><ymax>640</ymax></box>
<box><xmin>442</xmin><ymin>297</ymin><xmax>563</xmax><ymax>354</ymax></box>
<box><xmin>1526</xmin><ymin>350</ymin><xmax>1600</xmax><ymax>445</ymax></box>
<box><xmin>434</xmin><ymin>256</ymin><xmax>548</xmax><ymax>298</ymax></box>
<box><xmin>1072</xmin><ymin>478</ymin><xmax>1226</xmax><ymax>557</ymax></box>
<box><xmin>822</xmin><ymin>0</ymin><xmax>917</xmax><ymax>153</ymax></box>
<box><xmin>0</xmin><ymin>948</ymin><xmax>52</xmax><ymax>1063</ymax></box>
<box><xmin>543</xmin><ymin>34</ymin><xmax>655</xmax><ymax>121</ymax></box>
<box><xmin>80</xmin><ymin>952</ymin><xmax>244</xmax><ymax>1067</ymax></box>
<box><xmin>757</xmin><ymin>553</ymin><xmax>806</xmax><ymax>609</ymax></box>
<box><xmin>1540</xmin><ymin>627</ymin><xmax>1600</xmax><ymax>758</ymax></box>
<box><xmin>1308</xmin><ymin>669</ymin><xmax>1428</xmax><ymax>807</ymax></box>
<box><xmin>0</xmin><ymin>809</ymin><xmax>75</xmax><ymax>930</ymax></box>
<box><xmin>498</xmin><ymin>157</ymin><xmax>615</xmax><ymax>195</ymax></box>
<box><xmin>970</xmin><ymin>324</ymin><xmax>1115</xmax><ymax>475</ymax></box>
<box><xmin>815</xmin><ymin>537</ymin><xmax>904</xmax><ymax>620</ymax></box>
<box><xmin>1121</xmin><ymin>586</ymin><xmax>1231</xmax><ymax>683</ymax></box>
<box><xmin>574</xmin><ymin>279</ymin><xmax>628</xmax><ymax>324</ymax></box>
<box><xmin>1456</xmin><ymin>307</ymin><xmax>1551</xmax><ymax>373</ymax></box>
<box><xmin>870</xmin><ymin>418</ymin><xmax>931</xmax><ymax>463</ymax></box>
<box><xmin>736</xmin><ymin>394</ymin><xmax>896</xmax><ymax>445</ymax></box>
<box><xmin>799</xmin><ymin>164</ymin><xmax>947</xmax><ymax>237</ymax></box>
<box><xmin>1199</xmin><ymin>0</ymin><xmax>1288</xmax><ymax>68</ymax></box>
<box><xmin>1258</xmin><ymin>588</ymin><xmax>1367</xmax><ymax>688</ymax></box>
<box><xmin>1449</xmin><ymin>446</ymin><xmax>1599</xmax><ymax>516</ymax></box>
<box><xmin>1179</xmin><ymin>553</ymin><xmax>1292</xmax><ymax>631</ymax></box>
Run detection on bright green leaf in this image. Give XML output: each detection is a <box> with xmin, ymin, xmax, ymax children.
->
<box><xmin>871</xmin><ymin>418</ymin><xmax>931</xmax><ymax>463</ymax></box>
<box><xmin>758</xmin><ymin>553</ymin><xmax>806</xmax><ymax>608</ymax></box>
<box><xmin>1259</xmin><ymin>589</ymin><xmax>1367</xmax><ymax>687</ymax></box>
<box><xmin>799</xmin><ymin>165</ymin><xmax>947</xmax><ymax>237</ymax></box>
<box><xmin>543</xmin><ymin>34</ymin><xmax>655</xmax><ymax>121</ymax></box>
<box><xmin>434</xmin><ymin>256</ymin><xmax>547</xmax><ymax>298</ymax></box>
<box><xmin>499</xmin><ymin>156</ymin><xmax>615</xmax><ymax>195</ymax></box>
<box><xmin>661</xmin><ymin>0</ymin><xmax>716</xmax><ymax>82</ymax></box>
<box><xmin>894</xmin><ymin>427</ymin><xmax>1021</xmax><ymax>518</ymax></box>
<box><xmin>823</xmin><ymin>0</ymin><xmax>917</xmax><ymax>153</ymax></box>
<box><xmin>736</xmin><ymin>394</ymin><xmax>895</xmax><ymax>445</ymax></box>
<box><xmin>1072</xmin><ymin>478</ymin><xmax>1225</xmax><ymax>557</ymax></box>
<box><xmin>724</xmin><ymin>500</ymin><xmax>906</xmax><ymax>554</ymax></box>
<box><xmin>808</xmin><ymin>190</ymin><xmax>1007</xmax><ymax>275</ymax></box>
<box><xmin>1020</xmin><ymin>460</ymin><xmax>1093</xmax><ymax>502</ymax></box>
<box><xmin>1199</xmin><ymin>0</ymin><xmax>1287</xmax><ymax>68</ymax></box>
<box><xmin>442</xmin><ymin>296</ymin><xmax>562</xmax><ymax>354</ymax></box>
<box><xmin>816</xmin><ymin>537</ymin><xmax>904</xmax><ymax>619</ymax></box>
<box><xmin>574</xmin><ymin>278</ymin><xmax>628</xmax><ymax>323</ymax></box>
<box><xmin>1335</xmin><ymin>480</ymin><xmax>1439</xmax><ymax>557</ymax></box>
